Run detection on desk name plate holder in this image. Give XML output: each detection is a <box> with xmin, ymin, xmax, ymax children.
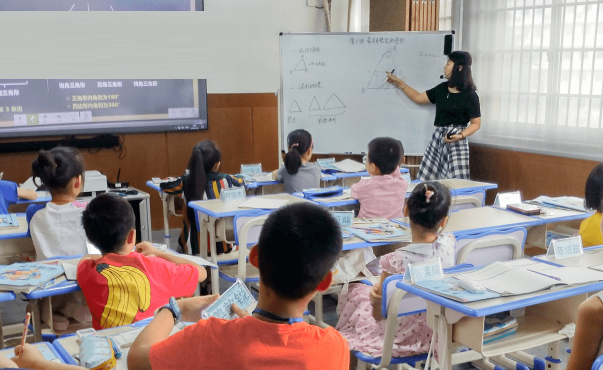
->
<box><xmin>331</xmin><ymin>211</ymin><xmax>354</xmax><ymax>227</ymax></box>
<box><xmin>240</xmin><ymin>164</ymin><xmax>262</xmax><ymax>176</ymax></box>
<box><xmin>221</xmin><ymin>188</ymin><xmax>246</xmax><ymax>202</ymax></box>
<box><xmin>547</xmin><ymin>235</ymin><xmax>583</xmax><ymax>260</ymax></box>
<box><xmin>407</xmin><ymin>257</ymin><xmax>444</xmax><ymax>284</ymax></box>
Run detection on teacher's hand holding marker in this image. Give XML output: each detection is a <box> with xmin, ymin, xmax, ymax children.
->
<box><xmin>386</xmin><ymin>51</ymin><xmax>482</xmax><ymax>181</ymax></box>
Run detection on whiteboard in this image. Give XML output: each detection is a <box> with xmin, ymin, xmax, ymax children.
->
<box><xmin>280</xmin><ymin>32</ymin><xmax>453</xmax><ymax>155</ymax></box>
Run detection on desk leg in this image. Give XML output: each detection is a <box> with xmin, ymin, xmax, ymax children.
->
<box><xmin>208</xmin><ymin>217</ymin><xmax>220</xmax><ymax>295</ymax></box>
<box><xmin>0</xmin><ymin>307</ymin><xmax>4</xmax><ymax>349</ymax></box>
<box><xmin>546</xmin><ymin>341</ymin><xmax>561</xmax><ymax>370</ymax></box>
<box><xmin>28</xmin><ymin>300</ymin><xmax>42</xmax><ymax>343</ymax></box>
<box><xmin>160</xmin><ymin>194</ymin><xmax>170</xmax><ymax>246</ymax></box>
<box><xmin>436</xmin><ymin>309</ymin><xmax>453</xmax><ymax>370</ymax></box>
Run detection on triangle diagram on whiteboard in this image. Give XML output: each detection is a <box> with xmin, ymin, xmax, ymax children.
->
<box><xmin>289</xmin><ymin>100</ymin><xmax>302</xmax><ymax>113</ymax></box>
<box><xmin>294</xmin><ymin>57</ymin><xmax>307</xmax><ymax>71</ymax></box>
<box><xmin>309</xmin><ymin>97</ymin><xmax>321</xmax><ymax>111</ymax></box>
<box><xmin>323</xmin><ymin>94</ymin><xmax>346</xmax><ymax>110</ymax></box>
<box><xmin>367</xmin><ymin>49</ymin><xmax>397</xmax><ymax>89</ymax></box>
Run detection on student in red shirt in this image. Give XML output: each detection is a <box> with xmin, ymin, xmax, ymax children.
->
<box><xmin>77</xmin><ymin>193</ymin><xmax>206</xmax><ymax>330</ymax></box>
<box><xmin>128</xmin><ymin>203</ymin><xmax>350</xmax><ymax>370</ymax></box>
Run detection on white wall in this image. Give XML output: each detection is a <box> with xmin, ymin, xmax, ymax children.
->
<box><xmin>206</xmin><ymin>0</ymin><xmax>327</xmax><ymax>93</ymax></box>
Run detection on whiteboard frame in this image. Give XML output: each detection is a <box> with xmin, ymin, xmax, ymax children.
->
<box><xmin>279</xmin><ymin>31</ymin><xmax>454</xmax><ymax>155</ymax></box>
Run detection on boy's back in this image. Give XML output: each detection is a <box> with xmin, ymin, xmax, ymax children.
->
<box><xmin>150</xmin><ymin>316</ymin><xmax>349</xmax><ymax>370</ymax></box>
<box><xmin>77</xmin><ymin>252</ymin><xmax>198</xmax><ymax>329</ymax></box>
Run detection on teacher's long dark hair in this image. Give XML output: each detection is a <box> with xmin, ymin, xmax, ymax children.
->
<box><xmin>448</xmin><ymin>51</ymin><xmax>476</xmax><ymax>91</ymax></box>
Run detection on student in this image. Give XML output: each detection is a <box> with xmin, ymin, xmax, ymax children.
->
<box><xmin>77</xmin><ymin>193</ymin><xmax>206</xmax><ymax>330</ymax></box>
<box><xmin>336</xmin><ymin>182</ymin><xmax>455</xmax><ymax>365</ymax></box>
<box><xmin>580</xmin><ymin>162</ymin><xmax>603</xmax><ymax>247</ymax></box>
<box><xmin>127</xmin><ymin>203</ymin><xmax>350</xmax><ymax>370</ymax></box>
<box><xmin>567</xmin><ymin>216</ymin><xmax>603</xmax><ymax>370</ymax></box>
<box><xmin>160</xmin><ymin>140</ymin><xmax>244</xmax><ymax>255</ymax></box>
<box><xmin>0</xmin><ymin>343</ymin><xmax>84</xmax><ymax>370</ymax></box>
<box><xmin>0</xmin><ymin>180</ymin><xmax>37</xmax><ymax>214</ymax></box>
<box><xmin>29</xmin><ymin>147</ymin><xmax>87</xmax><ymax>260</ymax></box>
<box><xmin>351</xmin><ymin>137</ymin><xmax>408</xmax><ymax>219</ymax></box>
<box><xmin>272</xmin><ymin>129</ymin><xmax>321</xmax><ymax>194</ymax></box>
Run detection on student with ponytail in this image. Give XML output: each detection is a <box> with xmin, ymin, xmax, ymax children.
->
<box><xmin>336</xmin><ymin>181</ymin><xmax>456</xmax><ymax>366</ymax></box>
<box><xmin>272</xmin><ymin>129</ymin><xmax>321</xmax><ymax>194</ymax></box>
<box><xmin>30</xmin><ymin>147</ymin><xmax>87</xmax><ymax>260</ymax></box>
<box><xmin>161</xmin><ymin>140</ymin><xmax>244</xmax><ymax>256</ymax></box>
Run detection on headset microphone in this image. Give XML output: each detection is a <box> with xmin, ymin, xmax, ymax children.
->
<box><xmin>440</xmin><ymin>75</ymin><xmax>445</xmax><ymax>79</ymax></box>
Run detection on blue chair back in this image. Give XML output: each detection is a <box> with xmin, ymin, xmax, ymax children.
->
<box><xmin>26</xmin><ymin>203</ymin><xmax>46</xmax><ymax>237</ymax></box>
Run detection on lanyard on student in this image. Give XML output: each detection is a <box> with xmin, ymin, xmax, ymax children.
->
<box><xmin>252</xmin><ymin>308</ymin><xmax>304</xmax><ymax>325</ymax></box>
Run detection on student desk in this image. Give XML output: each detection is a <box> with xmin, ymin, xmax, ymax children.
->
<box><xmin>523</xmin><ymin>206</ymin><xmax>593</xmax><ymax>255</ymax></box>
<box><xmin>0</xmin><ymin>214</ymin><xmax>28</xmax><ymax>241</ymax></box>
<box><xmin>331</xmin><ymin>168</ymin><xmax>410</xmax><ymax>187</ymax></box>
<box><xmin>0</xmin><ymin>342</ymin><xmax>65</xmax><ymax>364</ymax></box>
<box><xmin>0</xmin><ymin>292</ymin><xmax>17</xmax><ymax>349</ymax></box>
<box><xmin>14</xmin><ymin>191</ymin><xmax>52</xmax><ymax>205</ymax></box>
<box><xmin>394</xmin><ymin>267</ymin><xmax>603</xmax><ymax>370</ymax></box>
<box><xmin>53</xmin><ymin>318</ymin><xmax>188</xmax><ymax>367</ymax></box>
<box><xmin>189</xmin><ymin>193</ymin><xmax>315</xmax><ymax>294</ymax></box>
<box><xmin>22</xmin><ymin>280</ymin><xmax>81</xmax><ymax>343</ymax></box>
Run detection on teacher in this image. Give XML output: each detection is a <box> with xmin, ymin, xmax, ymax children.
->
<box><xmin>387</xmin><ymin>51</ymin><xmax>481</xmax><ymax>180</ymax></box>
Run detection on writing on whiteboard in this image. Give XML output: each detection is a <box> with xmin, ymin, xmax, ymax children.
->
<box><xmin>299</xmin><ymin>47</ymin><xmax>321</xmax><ymax>54</ymax></box>
<box><xmin>349</xmin><ymin>37</ymin><xmax>405</xmax><ymax>45</ymax></box>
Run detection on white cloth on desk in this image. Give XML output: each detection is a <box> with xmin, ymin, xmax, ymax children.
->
<box><xmin>30</xmin><ymin>202</ymin><xmax>87</xmax><ymax>260</ymax></box>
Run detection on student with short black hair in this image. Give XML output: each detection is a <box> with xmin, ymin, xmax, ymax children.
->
<box><xmin>337</xmin><ymin>181</ymin><xmax>456</xmax><ymax>366</ymax></box>
<box><xmin>77</xmin><ymin>193</ymin><xmax>206</xmax><ymax>330</ymax></box>
<box><xmin>29</xmin><ymin>147</ymin><xmax>87</xmax><ymax>259</ymax></box>
<box><xmin>127</xmin><ymin>203</ymin><xmax>349</xmax><ymax>370</ymax></box>
<box><xmin>351</xmin><ymin>137</ymin><xmax>408</xmax><ymax>219</ymax></box>
<box><xmin>272</xmin><ymin>129</ymin><xmax>321</xmax><ymax>194</ymax></box>
<box><xmin>580</xmin><ymin>163</ymin><xmax>603</xmax><ymax>247</ymax></box>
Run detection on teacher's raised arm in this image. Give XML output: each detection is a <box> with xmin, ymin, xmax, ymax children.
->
<box><xmin>389</xmin><ymin>51</ymin><xmax>481</xmax><ymax>181</ymax></box>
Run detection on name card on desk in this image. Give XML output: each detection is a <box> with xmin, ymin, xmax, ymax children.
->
<box><xmin>221</xmin><ymin>188</ymin><xmax>246</xmax><ymax>202</ymax></box>
<box><xmin>493</xmin><ymin>191</ymin><xmax>522</xmax><ymax>209</ymax></box>
<box><xmin>331</xmin><ymin>211</ymin><xmax>354</xmax><ymax>227</ymax></box>
<box><xmin>407</xmin><ymin>257</ymin><xmax>444</xmax><ymax>284</ymax></box>
<box><xmin>240</xmin><ymin>164</ymin><xmax>262</xmax><ymax>176</ymax></box>
<box><xmin>317</xmin><ymin>158</ymin><xmax>335</xmax><ymax>166</ymax></box>
<box><xmin>550</xmin><ymin>235</ymin><xmax>583</xmax><ymax>260</ymax></box>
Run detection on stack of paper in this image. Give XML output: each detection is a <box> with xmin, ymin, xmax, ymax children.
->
<box><xmin>0</xmin><ymin>263</ymin><xmax>65</xmax><ymax>293</ymax></box>
<box><xmin>152</xmin><ymin>244</ymin><xmax>217</xmax><ymax>268</ymax></box>
<box><xmin>455</xmin><ymin>259</ymin><xmax>603</xmax><ymax>296</ymax></box>
<box><xmin>330</xmin><ymin>159</ymin><xmax>366</xmax><ymax>173</ymax></box>
<box><xmin>531</xmin><ymin>196</ymin><xmax>587</xmax><ymax>212</ymax></box>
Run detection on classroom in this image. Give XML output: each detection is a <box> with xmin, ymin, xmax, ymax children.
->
<box><xmin>0</xmin><ymin>1</ymin><xmax>602</xmax><ymax>369</ymax></box>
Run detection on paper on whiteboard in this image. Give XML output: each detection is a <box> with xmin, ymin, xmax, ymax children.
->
<box><xmin>238</xmin><ymin>198</ymin><xmax>288</xmax><ymax>209</ymax></box>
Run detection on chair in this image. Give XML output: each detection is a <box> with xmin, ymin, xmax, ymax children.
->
<box><xmin>454</xmin><ymin>227</ymin><xmax>527</xmax><ymax>266</ymax></box>
<box><xmin>450</xmin><ymin>189</ymin><xmax>486</xmax><ymax>212</ymax></box>
<box><xmin>354</xmin><ymin>264</ymin><xmax>475</xmax><ymax>370</ymax></box>
<box><xmin>593</xmin><ymin>355</ymin><xmax>603</xmax><ymax>370</ymax></box>
<box><xmin>216</xmin><ymin>213</ymin><xmax>270</xmax><ymax>287</ymax></box>
<box><xmin>25</xmin><ymin>203</ymin><xmax>46</xmax><ymax>237</ymax></box>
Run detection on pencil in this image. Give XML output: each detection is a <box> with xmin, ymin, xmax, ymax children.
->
<box><xmin>20</xmin><ymin>312</ymin><xmax>31</xmax><ymax>354</ymax></box>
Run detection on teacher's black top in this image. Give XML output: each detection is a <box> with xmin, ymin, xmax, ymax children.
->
<box><xmin>426</xmin><ymin>82</ymin><xmax>481</xmax><ymax>127</ymax></box>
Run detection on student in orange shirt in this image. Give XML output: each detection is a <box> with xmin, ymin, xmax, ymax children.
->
<box><xmin>128</xmin><ymin>203</ymin><xmax>350</xmax><ymax>370</ymax></box>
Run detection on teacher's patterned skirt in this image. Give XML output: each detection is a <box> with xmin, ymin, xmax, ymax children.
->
<box><xmin>417</xmin><ymin>126</ymin><xmax>469</xmax><ymax>181</ymax></box>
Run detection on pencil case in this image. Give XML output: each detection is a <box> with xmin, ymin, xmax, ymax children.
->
<box><xmin>302</xmin><ymin>186</ymin><xmax>344</xmax><ymax>199</ymax></box>
<box><xmin>79</xmin><ymin>335</ymin><xmax>121</xmax><ymax>370</ymax></box>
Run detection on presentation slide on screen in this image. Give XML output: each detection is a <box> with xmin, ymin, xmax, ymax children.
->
<box><xmin>0</xmin><ymin>79</ymin><xmax>203</xmax><ymax>130</ymax></box>
<box><xmin>0</xmin><ymin>0</ymin><xmax>194</xmax><ymax>11</ymax></box>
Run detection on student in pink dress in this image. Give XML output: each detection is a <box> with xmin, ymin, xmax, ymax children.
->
<box><xmin>351</xmin><ymin>137</ymin><xmax>408</xmax><ymax>220</ymax></box>
<box><xmin>336</xmin><ymin>181</ymin><xmax>456</xmax><ymax>367</ymax></box>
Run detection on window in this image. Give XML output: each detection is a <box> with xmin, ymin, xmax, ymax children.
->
<box><xmin>439</xmin><ymin>0</ymin><xmax>453</xmax><ymax>30</ymax></box>
<box><xmin>463</xmin><ymin>0</ymin><xmax>603</xmax><ymax>160</ymax></box>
